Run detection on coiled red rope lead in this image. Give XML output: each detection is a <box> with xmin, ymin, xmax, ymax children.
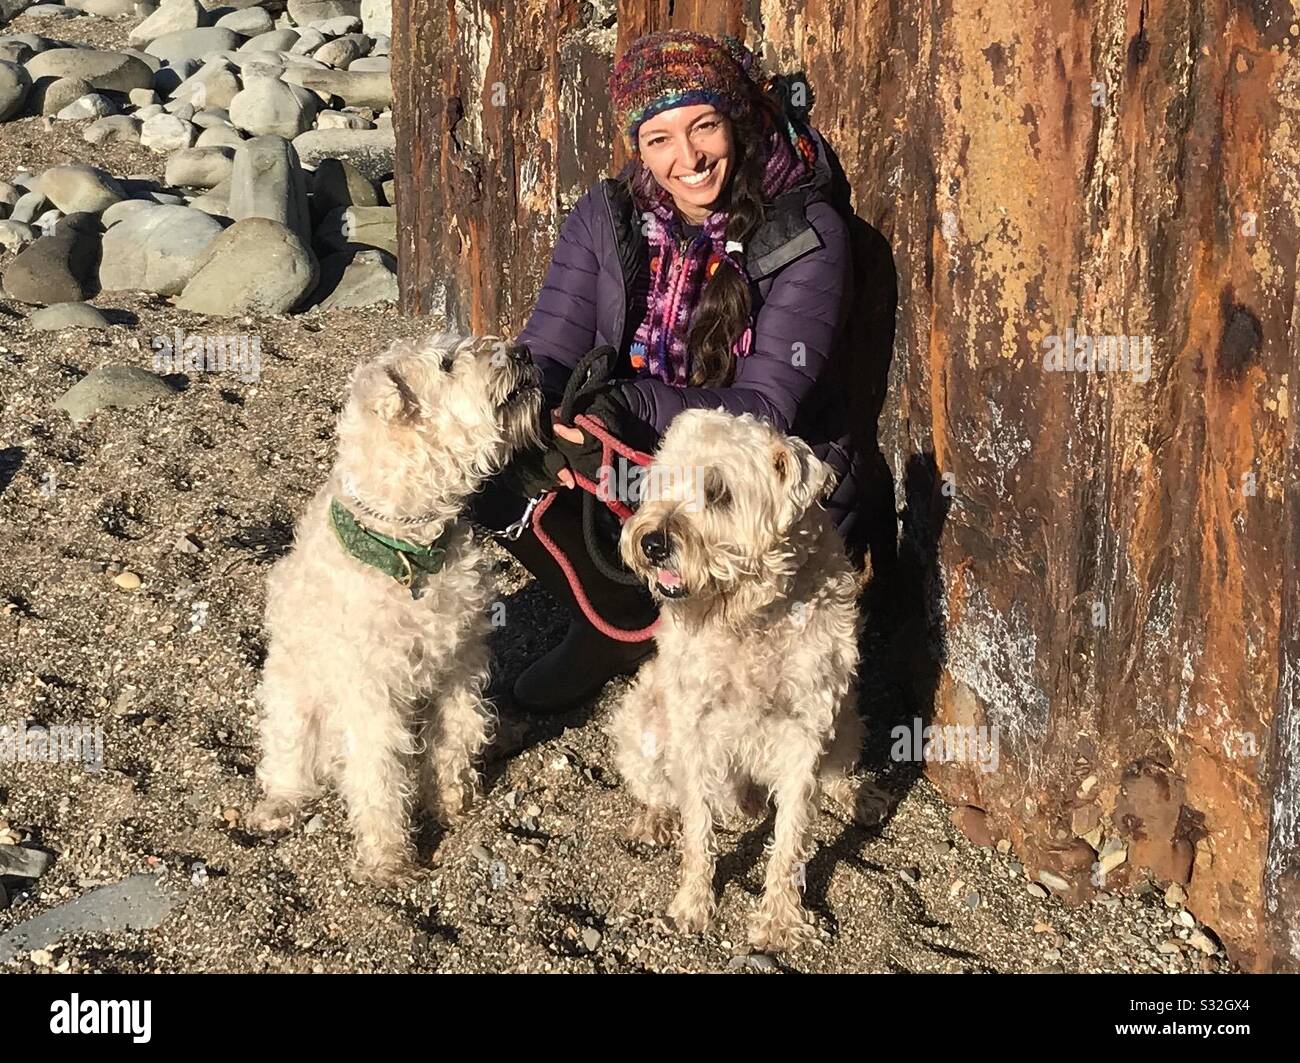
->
<box><xmin>527</xmin><ymin>413</ymin><xmax>660</xmax><ymax>643</ymax></box>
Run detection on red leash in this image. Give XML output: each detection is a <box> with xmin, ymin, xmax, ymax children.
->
<box><xmin>527</xmin><ymin>413</ymin><xmax>660</xmax><ymax>643</ymax></box>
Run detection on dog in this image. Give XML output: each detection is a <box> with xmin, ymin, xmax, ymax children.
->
<box><xmin>248</xmin><ymin>332</ymin><xmax>542</xmax><ymax>883</ymax></box>
<box><xmin>611</xmin><ymin>408</ymin><xmax>872</xmax><ymax>951</ymax></box>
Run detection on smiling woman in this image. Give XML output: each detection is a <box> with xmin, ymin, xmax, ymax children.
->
<box><xmin>469</xmin><ymin>29</ymin><xmax>863</xmax><ymax>715</ymax></box>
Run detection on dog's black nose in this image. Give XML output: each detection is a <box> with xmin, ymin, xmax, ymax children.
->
<box><xmin>506</xmin><ymin>342</ymin><xmax>531</xmax><ymax>365</ymax></box>
<box><xmin>641</xmin><ymin>529</ymin><xmax>670</xmax><ymax>564</ymax></box>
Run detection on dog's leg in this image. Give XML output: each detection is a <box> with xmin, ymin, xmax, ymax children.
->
<box><xmin>421</xmin><ymin>658</ymin><xmax>494</xmax><ymax>828</ymax></box>
<box><xmin>749</xmin><ymin>750</ymin><xmax>820</xmax><ymax>953</ymax></box>
<box><xmin>665</xmin><ymin>732</ymin><xmax>718</xmax><ymax>934</ymax></box>
<box><xmin>336</xmin><ymin>688</ymin><xmax>419</xmax><ymax>885</ymax></box>
<box><xmin>818</xmin><ymin>693</ymin><xmax>891</xmax><ymax>827</ymax></box>
<box><xmin>248</xmin><ymin>661</ymin><xmax>322</xmax><ymax>832</ymax></box>
<box><xmin>610</xmin><ymin>666</ymin><xmax>678</xmax><ymax>846</ymax></box>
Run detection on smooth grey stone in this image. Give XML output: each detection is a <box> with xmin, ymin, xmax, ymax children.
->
<box><xmin>0</xmin><ymin>219</ymin><xmax>38</xmax><ymax>251</ymax></box>
<box><xmin>0</xmin><ymin>845</ymin><xmax>53</xmax><ymax>878</ymax></box>
<box><xmin>228</xmin><ymin>76</ymin><xmax>316</xmax><ymax>138</ymax></box>
<box><xmin>194</xmin><ymin>123</ymin><xmax>244</xmax><ymax>147</ymax></box>
<box><xmin>139</xmin><ymin>112</ymin><xmax>197</xmax><ymax>151</ymax></box>
<box><xmin>34</xmin><ymin>164</ymin><xmax>126</xmax><ymax>214</ymax></box>
<box><xmin>100</xmin><ymin>197</ymin><xmax>155</xmax><ymax>226</ymax></box>
<box><xmin>280</xmin><ymin>65</ymin><xmax>389</xmax><ymax>109</ymax></box>
<box><xmin>39</xmin><ymin>76</ymin><xmax>93</xmax><ymax>116</ymax></box>
<box><xmin>315</xmin><ymin>203</ymin><xmax>394</xmax><ymax>255</ymax></box>
<box><xmin>228</xmin><ymin>133</ymin><xmax>309</xmax><ymax>244</ymax></box>
<box><xmin>289</xmin><ymin>0</ymin><xmax>359</xmax><ymax>25</ymax></box>
<box><xmin>1</xmin><ymin>213</ymin><xmax>99</xmax><ymax>304</ymax></box>
<box><xmin>55</xmin><ymin>366</ymin><xmax>176</xmax><ymax>423</ymax></box>
<box><xmin>128</xmin><ymin>0</ymin><xmax>208</xmax><ymax>47</ymax></box>
<box><xmin>288</xmin><ymin>27</ymin><xmax>326</xmax><ymax>54</ymax></box>
<box><xmin>236</xmin><ymin>28</ymin><xmax>298</xmax><ymax>52</ymax></box>
<box><xmin>313</xmin><ymin>247</ymin><xmax>394</xmax><ymax>309</ymax></box>
<box><xmin>359</xmin><ymin>0</ymin><xmax>388</xmax><ymax>37</ymax></box>
<box><xmin>29</xmin><ymin>301</ymin><xmax>111</xmax><ymax>329</ymax></box>
<box><xmin>177</xmin><ymin>216</ymin><xmax>317</xmax><ymax>315</ymax></box>
<box><xmin>165</xmin><ymin>145</ymin><xmax>234</xmax><ymax>188</ymax></box>
<box><xmin>99</xmin><ymin>203</ymin><xmax>223</xmax><ymax>293</ymax></box>
<box><xmin>215</xmin><ymin>6</ymin><xmax>273</xmax><ymax>34</ymax></box>
<box><xmin>56</xmin><ymin>92</ymin><xmax>117</xmax><ymax>120</ymax></box>
<box><xmin>144</xmin><ymin>27</ymin><xmax>241</xmax><ymax>67</ymax></box>
<box><xmin>9</xmin><ymin>189</ymin><xmax>49</xmax><ymax>224</ymax></box>
<box><xmin>0</xmin><ymin>875</ymin><xmax>175</xmax><ymax>963</ymax></box>
<box><xmin>347</xmin><ymin>56</ymin><xmax>387</xmax><ymax>73</ymax></box>
<box><xmin>310</xmin><ymin>155</ymin><xmax>376</xmax><ymax>215</ymax></box>
<box><xmin>25</xmin><ymin>48</ymin><xmax>155</xmax><ymax>94</ymax></box>
<box><xmin>291</xmin><ymin>125</ymin><xmax>392</xmax><ymax>180</ymax></box>
<box><xmin>0</xmin><ymin>59</ymin><xmax>31</xmax><ymax>122</ymax></box>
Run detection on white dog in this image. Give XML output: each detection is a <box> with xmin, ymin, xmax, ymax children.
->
<box><xmin>611</xmin><ymin>409</ymin><xmax>869</xmax><ymax>951</ymax></box>
<box><xmin>248</xmin><ymin>333</ymin><xmax>542</xmax><ymax>883</ymax></box>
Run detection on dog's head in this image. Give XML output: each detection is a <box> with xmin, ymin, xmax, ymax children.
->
<box><xmin>336</xmin><ymin>333</ymin><xmax>543</xmax><ymax>528</ymax></box>
<box><xmin>620</xmin><ymin>409</ymin><xmax>835</xmax><ymax>620</ymax></box>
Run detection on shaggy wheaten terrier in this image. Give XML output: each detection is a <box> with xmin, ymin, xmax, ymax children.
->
<box><xmin>248</xmin><ymin>333</ymin><xmax>542</xmax><ymax>883</ymax></box>
<box><xmin>611</xmin><ymin>408</ymin><xmax>870</xmax><ymax>951</ymax></box>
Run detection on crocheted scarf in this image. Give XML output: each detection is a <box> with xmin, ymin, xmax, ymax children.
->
<box><xmin>628</xmin><ymin>112</ymin><xmax>819</xmax><ymax>387</ymax></box>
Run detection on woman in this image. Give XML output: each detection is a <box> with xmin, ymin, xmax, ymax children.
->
<box><xmin>472</xmin><ymin>29</ymin><xmax>864</xmax><ymax>714</ymax></box>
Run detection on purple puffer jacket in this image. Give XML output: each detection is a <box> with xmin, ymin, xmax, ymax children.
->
<box><xmin>515</xmin><ymin>129</ymin><xmax>864</xmax><ymax>547</ymax></box>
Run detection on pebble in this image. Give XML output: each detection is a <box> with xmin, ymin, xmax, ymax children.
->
<box><xmin>727</xmin><ymin>952</ymin><xmax>777</xmax><ymax>971</ymax></box>
<box><xmin>897</xmin><ymin>867</ymin><xmax>920</xmax><ymax>885</ymax></box>
<box><xmin>963</xmin><ymin>890</ymin><xmax>981</xmax><ymax>909</ymax></box>
<box><xmin>1157</xmin><ymin>940</ymin><xmax>1182</xmax><ymax>955</ymax></box>
<box><xmin>469</xmin><ymin>843</ymin><xmax>491</xmax><ymax>867</ymax></box>
<box><xmin>1176</xmin><ymin>909</ymin><xmax>1195</xmax><ymax>928</ymax></box>
<box><xmin>303</xmin><ymin>814</ymin><xmax>324</xmax><ymax>834</ymax></box>
<box><xmin>113</xmin><ymin>571</ymin><xmax>142</xmax><ymax>590</ymax></box>
<box><xmin>581</xmin><ymin>927</ymin><xmax>601</xmax><ymax>952</ymax></box>
<box><xmin>1027</xmin><ymin>882</ymin><xmax>1049</xmax><ymax>900</ymax></box>
<box><xmin>1164</xmin><ymin>883</ymin><xmax>1187</xmax><ymax>908</ymax></box>
<box><xmin>1187</xmin><ymin>930</ymin><xmax>1217</xmax><ymax>955</ymax></box>
<box><xmin>996</xmin><ymin>838</ymin><xmax>1011</xmax><ymax>854</ymax></box>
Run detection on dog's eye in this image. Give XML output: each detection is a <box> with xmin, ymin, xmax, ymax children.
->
<box><xmin>439</xmin><ymin>348</ymin><xmax>457</xmax><ymax>372</ymax></box>
<box><xmin>703</xmin><ymin>468</ymin><xmax>730</xmax><ymax>508</ymax></box>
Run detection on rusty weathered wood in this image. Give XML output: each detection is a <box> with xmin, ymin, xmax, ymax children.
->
<box><xmin>393</xmin><ymin>0</ymin><xmax>1300</xmax><ymax>970</ymax></box>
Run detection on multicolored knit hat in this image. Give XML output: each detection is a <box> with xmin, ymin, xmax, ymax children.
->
<box><xmin>610</xmin><ymin>30</ymin><xmax>755</xmax><ymax>155</ymax></box>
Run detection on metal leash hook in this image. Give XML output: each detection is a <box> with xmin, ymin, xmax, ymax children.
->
<box><xmin>501</xmin><ymin>492</ymin><xmax>544</xmax><ymax>540</ymax></box>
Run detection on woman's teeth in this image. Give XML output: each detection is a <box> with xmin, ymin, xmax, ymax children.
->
<box><xmin>678</xmin><ymin>164</ymin><xmax>715</xmax><ymax>187</ymax></box>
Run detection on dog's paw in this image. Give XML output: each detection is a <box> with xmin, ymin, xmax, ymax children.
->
<box><xmin>747</xmin><ymin>900</ymin><xmax>816</xmax><ymax>953</ymax></box>
<box><xmin>667</xmin><ymin>885</ymin><xmax>716</xmax><ymax>934</ymax></box>
<box><xmin>246</xmin><ymin>797</ymin><xmax>300</xmax><ymax>834</ymax></box>
<box><xmin>626</xmin><ymin>807</ymin><xmax>677</xmax><ymax>846</ymax></box>
<box><xmin>850</xmin><ymin>779</ymin><xmax>894</xmax><ymax>827</ymax></box>
<box><xmin>427</xmin><ymin>782</ymin><xmax>479</xmax><ymax>828</ymax></box>
<box><xmin>350</xmin><ymin>852</ymin><xmax>419</xmax><ymax>888</ymax></box>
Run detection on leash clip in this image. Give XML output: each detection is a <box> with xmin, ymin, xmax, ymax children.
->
<box><xmin>502</xmin><ymin>493</ymin><xmax>544</xmax><ymax>540</ymax></box>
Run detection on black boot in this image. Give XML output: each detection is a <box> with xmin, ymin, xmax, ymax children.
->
<box><xmin>471</xmin><ymin>480</ymin><xmax>658</xmax><ymax>714</ymax></box>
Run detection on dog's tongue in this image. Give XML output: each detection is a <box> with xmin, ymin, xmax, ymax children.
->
<box><xmin>656</xmin><ymin>569</ymin><xmax>682</xmax><ymax>588</ymax></box>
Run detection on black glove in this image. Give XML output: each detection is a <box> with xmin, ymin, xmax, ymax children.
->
<box><xmin>552</xmin><ymin>385</ymin><xmax>660</xmax><ymax>494</ymax></box>
<box><xmin>496</xmin><ymin>441</ymin><xmax>568</xmax><ymax>499</ymax></box>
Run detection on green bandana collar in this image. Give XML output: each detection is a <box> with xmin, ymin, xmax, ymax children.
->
<box><xmin>329</xmin><ymin>498</ymin><xmax>451</xmax><ymax>592</ymax></box>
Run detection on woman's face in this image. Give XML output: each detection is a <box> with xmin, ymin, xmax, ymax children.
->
<box><xmin>636</xmin><ymin>104</ymin><xmax>734</xmax><ymax>224</ymax></box>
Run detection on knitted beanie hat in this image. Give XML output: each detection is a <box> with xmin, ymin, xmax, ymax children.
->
<box><xmin>610</xmin><ymin>30</ymin><xmax>757</xmax><ymax>154</ymax></box>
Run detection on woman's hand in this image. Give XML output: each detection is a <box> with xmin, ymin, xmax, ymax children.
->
<box><xmin>551</xmin><ymin>419</ymin><xmax>582</xmax><ymax>489</ymax></box>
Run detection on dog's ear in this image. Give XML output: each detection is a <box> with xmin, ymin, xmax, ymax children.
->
<box><xmin>772</xmin><ymin>436</ymin><xmax>835</xmax><ymax>523</ymax></box>
<box><xmin>351</xmin><ymin>361</ymin><xmax>423</xmax><ymax>423</ymax></box>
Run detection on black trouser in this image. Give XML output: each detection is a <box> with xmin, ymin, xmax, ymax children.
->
<box><xmin>469</xmin><ymin>474</ymin><xmax>659</xmax><ymax>635</ymax></box>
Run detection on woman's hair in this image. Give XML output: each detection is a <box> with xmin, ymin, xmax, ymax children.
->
<box><xmin>625</xmin><ymin>86</ymin><xmax>791</xmax><ymax>388</ymax></box>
